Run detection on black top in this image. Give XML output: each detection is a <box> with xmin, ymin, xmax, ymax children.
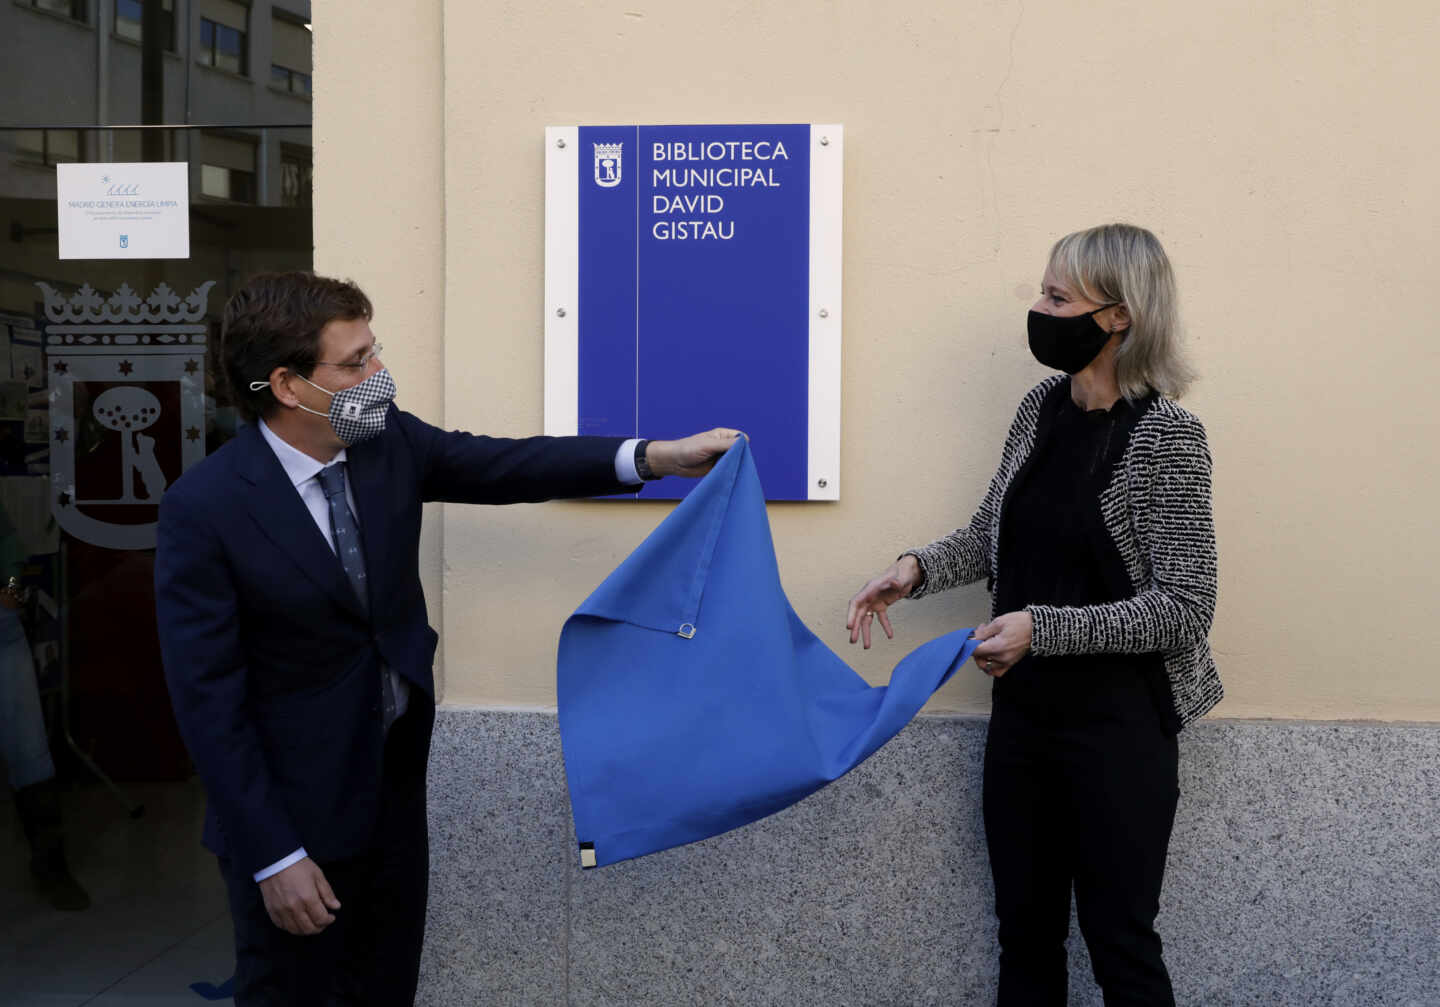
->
<box><xmin>993</xmin><ymin>385</ymin><xmax>1161</xmax><ymax>709</ymax></box>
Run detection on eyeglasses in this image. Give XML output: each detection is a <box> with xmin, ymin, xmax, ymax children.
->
<box><xmin>314</xmin><ymin>341</ymin><xmax>384</xmax><ymax>370</ymax></box>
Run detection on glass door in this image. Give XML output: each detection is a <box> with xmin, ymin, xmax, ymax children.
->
<box><xmin>2</xmin><ymin>1</ymin><xmax>314</xmax><ymax>998</ymax></box>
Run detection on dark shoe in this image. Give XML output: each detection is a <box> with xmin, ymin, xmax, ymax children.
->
<box><xmin>14</xmin><ymin>779</ymin><xmax>91</xmax><ymax>911</ymax></box>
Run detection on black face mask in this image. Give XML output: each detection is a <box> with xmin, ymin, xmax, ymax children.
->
<box><xmin>1027</xmin><ymin>305</ymin><xmax>1116</xmax><ymax>374</ymax></box>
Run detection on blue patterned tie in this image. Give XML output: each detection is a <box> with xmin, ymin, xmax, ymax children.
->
<box><xmin>317</xmin><ymin>463</ymin><xmax>399</xmax><ymax>729</ymax></box>
<box><xmin>317</xmin><ymin>464</ymin><xmax>369</xmax><ymax>612</ymax></box>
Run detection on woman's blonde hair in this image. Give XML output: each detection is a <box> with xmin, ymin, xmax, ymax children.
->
<box><xmin>1048</xmin><ymin>223</ymin><xmax>1194</xmax><ymax>400</ymax></box>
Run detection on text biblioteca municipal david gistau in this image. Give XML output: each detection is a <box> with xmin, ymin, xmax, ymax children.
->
<box><xmin>648</xmin><ymin>139</ymin><xmax>790</xmax><ymax>242</ymax></box>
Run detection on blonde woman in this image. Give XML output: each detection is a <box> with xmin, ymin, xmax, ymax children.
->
<box><xmin>847</xmin><ymin>224</ymin><xmax>1220</xmax><ymax>1005</ymax></box>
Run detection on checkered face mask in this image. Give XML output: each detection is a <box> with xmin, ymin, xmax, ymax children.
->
<box><xmin>290</xmin><ymin>367</ymin><xmax>397</xmax><ymax>445</ymax></box>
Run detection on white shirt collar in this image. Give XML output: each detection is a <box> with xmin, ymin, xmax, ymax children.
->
<box><xmin>258</xmin><ymin>417</ymin><xmax>348</xmax><ymax>487</ymax></box>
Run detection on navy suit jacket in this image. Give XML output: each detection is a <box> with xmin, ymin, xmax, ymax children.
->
<box><xmin>155</xmin><ymin>406</ymin><xmax>631</xmax><ymax>875</ymax></box>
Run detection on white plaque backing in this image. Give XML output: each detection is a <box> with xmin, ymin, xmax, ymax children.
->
<box><xmin>57</xmin><ymin>162</ymin><xmax>190</xmax><ymax>260</ymax></box>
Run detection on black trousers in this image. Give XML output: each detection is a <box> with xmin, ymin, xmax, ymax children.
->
<box><xmin>983</xmin><ymin>678</ymin><xmax>1179</xmax><ymax>1007</ymax></box>
<box><xmin>219</xmin><ymin>709</ymin><xmax>431</xmax><ymax>1007</ymax></box>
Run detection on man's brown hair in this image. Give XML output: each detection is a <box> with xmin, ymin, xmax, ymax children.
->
<box><xmin>220</xmin><ymin>272</ymin><xmax>373</xmax><ymax>422</ymax></box>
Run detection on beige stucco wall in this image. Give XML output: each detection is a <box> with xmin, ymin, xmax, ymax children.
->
<box><xmin>315</xmin><ymin>0</ymin><xmax>1440</xmax><ymax>721</ymax></box>
<box><xmin>312</xmin><ymin>0</ymin><xmax>449</xmax><ymax>689</ymax></box>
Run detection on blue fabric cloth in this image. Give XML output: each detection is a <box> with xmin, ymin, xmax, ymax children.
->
<box><xmin>558</xmin><ymin>439</ymin><xmax>981</xmax><ymax>868</ymax></box>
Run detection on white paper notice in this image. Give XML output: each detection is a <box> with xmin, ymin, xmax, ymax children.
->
<box><xmin>56</xmin><ymin>162</ymin><xmax>190</xmax><ymax>260</ymax></box>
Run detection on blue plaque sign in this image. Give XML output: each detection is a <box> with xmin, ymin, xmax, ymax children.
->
<box><xmin>545</xmin><ymin>124</ymin><xmax>843</xmax><ymax>500</ymax></box>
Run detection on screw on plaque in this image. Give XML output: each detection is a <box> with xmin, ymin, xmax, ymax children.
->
<box><xmin>818</xmin><ymin>308</ymin><xmax>829</xmax><ymax>319</ymax></box>
<box><xmin>818</xmin><ymin>478</ymin><xmax>828</xmax><ymax>488</ymax></box>
<box><xmin>820</xmin><ymin>136</ymin><xmax>830</xmax><ymax>146</ymax></box>
<box><xmin>557</xmin><ymin>138</ymin><xmax>567</xmax><ymax>148</ymax></box>
<box><xmin>556</xmin><ymin>308</ymin><xmax>567</xmax><ymax>318</ymax></box>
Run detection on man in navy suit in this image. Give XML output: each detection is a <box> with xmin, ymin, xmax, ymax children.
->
<box><xmin>155</xmin><ymin>272</ymin><xmax>736</xmax><ymax>1005</ymax></box>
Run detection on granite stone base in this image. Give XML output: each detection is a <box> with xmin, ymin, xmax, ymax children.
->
<box><xmin>419</xmin><ymin>711</ymin><xmax>1439</xmax><ymax>1006</ymax></box>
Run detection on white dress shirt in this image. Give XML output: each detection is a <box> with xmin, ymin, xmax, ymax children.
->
<box><xmin>251</xmin><ymin>421</ymin><xmax>643</xmax><ymax>881</ymax></box>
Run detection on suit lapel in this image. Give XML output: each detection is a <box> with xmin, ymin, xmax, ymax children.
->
<box><xmin>233</xmin><ymin>423</ymin><xmax>368</xmax><ymax>622</ymax></box>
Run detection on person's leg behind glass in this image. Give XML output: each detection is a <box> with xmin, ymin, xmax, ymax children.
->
<box><xmin>1</xmin><ymin>616</ymin><xmax>89</xmax><ymax>910</ymax></box>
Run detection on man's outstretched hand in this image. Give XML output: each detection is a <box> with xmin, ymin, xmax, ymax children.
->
<box><xmin>645</xmin><ymin>429</ymin><xmax>744</xmax><ymax>478</ymax></box>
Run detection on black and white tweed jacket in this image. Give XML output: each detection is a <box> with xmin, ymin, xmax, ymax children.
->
<box><xmin>905</xmin><ymin>375</ymin><xmax>1222</xmax><ymax>731</ymax></box>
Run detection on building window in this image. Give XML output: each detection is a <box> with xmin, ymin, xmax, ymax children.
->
<box><xmin>200</xmin><ymin>163</ymin><xmax>256</xmax><ymax>202</ymax></box>
<box><xmin>111</xmin><ymin>128</ymin><xmax>173</xmax><ymax>162</ymax></box>
<box><xmin>197</xmin><ymin>0</ymin><xmax>250</xmax><ymax>76</ymax></box>
<box><xmin>270</xmin><ymin>14</ymin><xmax>312</xmax><ymax>96</ymax></box>
<box><xmin>280</xmin><ymin>146</ymin><xmax>311</xmax><ymax>207</ymax></box>
<box><xmin>199</xmin><ymin>18</ymin><xmax>247</xmax><ymax>74</ymax></box>
<box><xmin>15</xmin><ymin>129</ymin><xmax>84</xmax><ymax>166</ymax></box>
<box><xmin>270</xmin><ymin>65</ymin><xmax>311</xmax><ymax>95</ymax></box>
<box><xmin>28</xmin><ymin>0</ymin><xmax>88</xmax><ymax>22</ymax></box>
<box><xmin>200</xmin><ymin>132</ymin><xmax>258</xmax><ymax>202</ymax></box>
<box><xmin>115</xmin><ymin>0</ymin><xmax>176</xmax><ymax>51</ymax></box>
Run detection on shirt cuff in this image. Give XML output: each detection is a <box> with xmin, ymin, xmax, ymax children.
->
<box><xmin>253</xmin><ymin>847</ymin><xmax>309</xmax><ymax>883</ymax></box>
<box><xmin>614</xmin><ymin>439</ymin><xmax>642</xmax><ymax>485</ymax></box>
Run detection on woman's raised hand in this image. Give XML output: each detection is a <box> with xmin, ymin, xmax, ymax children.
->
<box><xmin>846</xmin><ymin>555</ymin><xmax>923</xmax><ymax>649</ymax></box>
